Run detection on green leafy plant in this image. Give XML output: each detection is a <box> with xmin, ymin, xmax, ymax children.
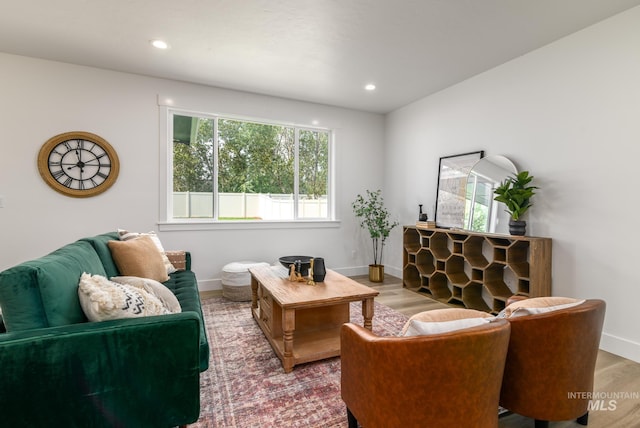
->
<box><xmin>493</xmin><ymin>171</ymin><xmax>537</xmax><ymax>220</ymax></box>
<box><xmin>352</xmin><ymin>189</ymin><xmax>399</xmax><ymax>266</ymax></box>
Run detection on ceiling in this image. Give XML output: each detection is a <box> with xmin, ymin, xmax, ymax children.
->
<box><xmin>2</xmin><ymin>0</ymin><xmax>639</xmax><ymax>114</ymax></box>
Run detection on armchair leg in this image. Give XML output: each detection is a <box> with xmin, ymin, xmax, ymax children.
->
<box><xmin>534</xmin><ymin>420</ymin><xmax>549</xmax><ymax>428</ymax></box>
<box><xmin>347</xmin><ymin>407</ymin><xmax>358</xmax><ymax>428</ymax></box>
<box><xmin>577</xmin><ymin>412</ymin><xmax>589</xmax><ymax>425</ymax></box>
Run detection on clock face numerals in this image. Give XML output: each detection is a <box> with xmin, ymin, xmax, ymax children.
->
<box><xmin>38</xmin><ymin>132</ymin><xmax>120</xmax><ymax>198</ymax></box>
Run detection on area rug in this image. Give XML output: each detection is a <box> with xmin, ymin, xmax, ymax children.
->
<box><xmin>193</xmin><ymin>297</ymin><xmax>408</xmax><ymax>428</ymax></box>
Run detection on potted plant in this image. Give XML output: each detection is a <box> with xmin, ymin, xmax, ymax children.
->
<box><xmin>352</xmin><ymin>189</ymin><xmax>399</xmax><ymax>282</ymax></box>
<box><xmin>493</xmin><ymin>171</ymin><xmax>537</xmax><ymax>235</ymax></box>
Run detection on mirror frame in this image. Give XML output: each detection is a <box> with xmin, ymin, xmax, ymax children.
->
<box><xmin>434</xmin><ymin>150</ymin><xmax>484</xmax><ymax>229</ymax></box>
<box><xmin>464</xmin><ymin>155</ymin><xmax>517</xmax><ymax>233</ymax></box>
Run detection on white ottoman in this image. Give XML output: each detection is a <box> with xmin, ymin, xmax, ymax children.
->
<box><xmin>222</xmin><ymin>261</ymin><xmax>270</xmax><ymax>301</ymax></box>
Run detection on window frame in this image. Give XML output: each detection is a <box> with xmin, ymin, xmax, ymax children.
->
<box><xmin>158</xmin><ymin>106</ymin><xmax>338</xmax><ymax>231</ymax></box>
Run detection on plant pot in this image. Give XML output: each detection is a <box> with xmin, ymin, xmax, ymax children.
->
<box><xmin>509</xmin><ymin>219</ymin><xmax>526</xmax><ymax>236</ymax></box>
<box><xmin>369</xmin><ymin>264</ymin><xmax>384</xmax><ymax>283</ymax></box>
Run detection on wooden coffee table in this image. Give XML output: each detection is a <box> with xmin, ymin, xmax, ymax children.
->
<box><xmin>249</xmin><ymin>265</ymin><xmax>379</xmax><ymax>373</ymax></box>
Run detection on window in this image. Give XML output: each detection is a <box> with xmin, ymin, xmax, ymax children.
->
<box><xmin>167</xmin><ymin>110</ymin><xmax>332</xmax><ymax>222</ymax></box>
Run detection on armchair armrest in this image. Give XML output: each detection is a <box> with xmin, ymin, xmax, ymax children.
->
<box><xmin>0</xmin><ymin>313</ymin><xmax>201</xmax><ymax>427</ymax></box>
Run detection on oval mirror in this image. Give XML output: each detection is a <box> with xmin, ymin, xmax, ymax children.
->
<box><xmin>463</xmin><ymin>155</ymin><xmax>517</xmax><ymax>234</ymax></box>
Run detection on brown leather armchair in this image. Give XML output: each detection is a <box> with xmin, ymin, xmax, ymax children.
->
<box><xmin>500</xmin><ymin>299</ymin><xmax>606</xmax><ymax>428</ymax></box>
<box><xmin>340</xmin><ymin>319</ymin><xmax>511</xmax><ymax>428</ymax></box>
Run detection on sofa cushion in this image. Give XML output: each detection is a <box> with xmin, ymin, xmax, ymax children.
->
<box><xmin>0</xmin><ymin>240</ymin><xmax>106</xmax><ymax>331</ymax></box>
<box><xmin>108</xmin><ymin>236</ymin><xmax>170</xmax><ymax>282</ymax></box>
<box><xmin>163</xmin><ymin>269</ymin><xmax>210</xmax><ymax>371</ymax></box>
<box><xmin>80</xmin><ymin>232</ymin><xmax>120</xmax><ymax>278</ymax></box>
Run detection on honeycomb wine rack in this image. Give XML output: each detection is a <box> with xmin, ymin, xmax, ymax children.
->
<box><xmin>403</xmin><ymin>226</ymin><xmax>552</xmax><ymax>314</ymax></box>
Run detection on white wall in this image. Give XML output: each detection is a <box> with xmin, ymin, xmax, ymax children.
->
<box><xmin>385</xmin><ymin>6</ymin><xmax>640</xmax><ymax>362</ymax></box>
<box><xmin>0</xmin><ymin>53</ymin><xmax>384</xmax><ymax>289</ymax></box>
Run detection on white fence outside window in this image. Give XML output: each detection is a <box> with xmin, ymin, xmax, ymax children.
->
<box><xmin>173</xmin><ymin>192</ymin><xmax>327</xmax><ymax>219</ymax></box>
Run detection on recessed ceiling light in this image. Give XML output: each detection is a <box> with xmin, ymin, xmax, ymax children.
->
<box><xmin>151</xmin><ymin>39</ymin><xmax>169</xmax><ymax>49</ymax></box>
<box><xmin>365</xmin><ymin>83</ymin><xmax>376</xmax><ymax>91</ymax></box>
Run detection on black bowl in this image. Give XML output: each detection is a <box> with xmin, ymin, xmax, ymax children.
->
<box><xmin>279</xmin><ymin>256</ymin><xmax>312</xmax><ymax>276</ymax></box>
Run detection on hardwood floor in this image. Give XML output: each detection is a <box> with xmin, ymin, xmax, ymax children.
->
<box><xmin>202</xmin><ymin>273</ymin><xmax>640</xmax><ymax>427</ymax></box>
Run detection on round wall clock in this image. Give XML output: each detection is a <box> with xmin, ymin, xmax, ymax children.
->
<box><xmin>37</xmin><ymin>131</ymin><xmax>120</xmax><ymax>198</ymax></box>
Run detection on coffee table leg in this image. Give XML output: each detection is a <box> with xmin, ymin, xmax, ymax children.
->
<box><xmin>362</xmin><ymin>298</ymin><xmax>374</xmax><ymax>331</ymax></box>
<box><xmin>250</xmin><ymin>275</ymin><xmax>258</xmax><ymax>311</ymax></box>
<box><xmin>282</xmin><ymin>308</ymin><xmax>295</xmax><ymax>372</ymax></box>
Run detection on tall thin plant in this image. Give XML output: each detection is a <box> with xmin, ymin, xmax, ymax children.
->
<box><xmin>352</xmin><ymin>189</ymin><xmax>399</xmax><ymax>266</ymax></box>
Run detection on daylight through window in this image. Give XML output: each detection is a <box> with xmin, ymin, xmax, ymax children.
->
<box><xmin>170</xmin><ymin>111</ymin><xmax>331</xmax><ymax>221</ymax></box>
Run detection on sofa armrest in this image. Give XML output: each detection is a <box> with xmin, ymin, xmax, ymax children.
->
<box><xmin>0</xmin><ymin>313</ymin><xmax>201</xmax><ymax>427</ymax></box>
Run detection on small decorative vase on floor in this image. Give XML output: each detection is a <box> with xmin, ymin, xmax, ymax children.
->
<box><xmin>369</xmin><ymin>264</ymin><xmax>384</xmax><ymax>282</ymax></box>
<box><xmin>509</xmin><ymin>219</ymin><xmax>526</xmax><ymax>236</ymax></box>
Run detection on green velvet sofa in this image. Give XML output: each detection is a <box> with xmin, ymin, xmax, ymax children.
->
<box><xmin>0</xmin><ymin>232</ymin><xmax>209</xmax><ymax>427</ymax></box>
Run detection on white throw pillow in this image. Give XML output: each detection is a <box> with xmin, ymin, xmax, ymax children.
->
<box><xmin>498</xmin><ymin>297</ymin><xmax>585</xmax><ymax>318</ymax></box>
<box><xmin>78</xmin><ymin>273</ymin><xmax>170</xmax><ymax>322</ymax></box>
<box><xmin>117</xmin><ymin>229</ymin><xmax>177</xmax><ymax>275</ymax></box>
<box><xmin>400</xmin><ymin>308</ymin><xmax>493</xmax><ymax>336</ymax></box>
<box><xmin>111</xmin><ymin>276</ymin><xmax>181</xmax><ymax>313</ymax></box>
<box><xmin>402</xmin><ymin>317</ymin><xmax>492</xmax><ymax>337</ymax></box>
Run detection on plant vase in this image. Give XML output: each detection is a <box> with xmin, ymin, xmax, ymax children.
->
<box><xmin>369</xmin><ymin>264</ymin><xmax>384</xmax><ymax>283</ymax></box>
<box><xmin>509</xmin><ymin>219</ymin><xmax>526</xmax><ymax>236</ymax></box>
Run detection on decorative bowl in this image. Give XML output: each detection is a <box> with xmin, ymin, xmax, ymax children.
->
<box><xmin>279</xmin><ymin>256</ymin><xmax>312</xmax><ymax>276</ymax></box>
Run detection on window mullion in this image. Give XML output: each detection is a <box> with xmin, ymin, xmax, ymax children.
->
<box><xmin>293</xmin><ymin>127</ymin><xmax>300</xmax><ymax>220</ymax></box>
<box><xmin>213</xmin><ymin>116</ymin><xmax>219</xmax><ymax>220</ymax></box>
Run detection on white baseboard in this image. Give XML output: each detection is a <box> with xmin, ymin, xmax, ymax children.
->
<box><xmin>600</xmin><ymin>332</ymin><xmax>640</xmax><ymax>364</ymax></box>
<box><xmin>198</xmin><ymin>278</ymin><xmax>222</xmax><ymax>291</ymax></box>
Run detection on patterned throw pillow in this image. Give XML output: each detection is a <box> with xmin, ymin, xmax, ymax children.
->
<box><xmin>78</xmin><ymin>273</ymin><xmax>170</xmax><ymax>322</ymax></box>
<box><xmin>111</xmin><ymin>276</ymin><xmax>181</xmax><ymax>313</ymax></box>
<box><xmin>117</xmin><ymin>229</ymin><xmax>177</xmax><ymax>275</ymax></box>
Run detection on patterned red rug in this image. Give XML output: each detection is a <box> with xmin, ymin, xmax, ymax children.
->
<box><xmin>194</xmin><ymin>297</ymin><xmax>408</xmax><ymax>428</ymax></box>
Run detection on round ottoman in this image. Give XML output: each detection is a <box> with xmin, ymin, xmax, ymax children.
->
<box><xmin>222</xmin><ymin>261</ymin><xmax>270</xmax><ymax>301</ymax></box>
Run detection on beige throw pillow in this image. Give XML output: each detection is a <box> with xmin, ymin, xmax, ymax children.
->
<box><xmin>501</xmin><ymin>296</ymin><xmax>585</xmax><ymax>318</ymax></box>
<box><xmin>401</xmin><ymin>308</ymin><xmax>493</xmax><ymax>336</ymax></box>
<box><xmin>117</xmin><ymin>229</ymin><xmax>177</xmax><ymax>275</ymax></box>
<box><xmin>78</xmin><ymin>273</ymin><xmax>169</xmax><ymax>322</ymax></box>
<box><xmin>111</xmin><ymin>276</ymin><xmax>181</xmax><ymax>313</ymax></box>
<box><xmin>108</xmin><ymin>236</ymin><xmax>170</xmax><ymax>282</ymax></box>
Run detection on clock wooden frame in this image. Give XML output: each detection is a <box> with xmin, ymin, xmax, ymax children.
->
<box><xmin>37</xmin><ymin>131</ymin><xmax>120</xmax><ymax>198</ymax></box>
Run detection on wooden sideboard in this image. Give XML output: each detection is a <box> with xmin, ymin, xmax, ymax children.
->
<box><xmin>402</xmin><ymin>226</ymin><xmax>552</xmax><ymax>314</ymax></box>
